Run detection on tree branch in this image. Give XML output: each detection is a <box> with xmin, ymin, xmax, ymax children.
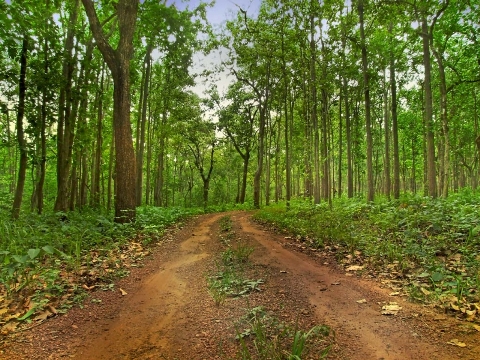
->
<box><xmin>81</xmin><ymin>0</ymin><xmax>116</xmax><ymax>71</ymax></box>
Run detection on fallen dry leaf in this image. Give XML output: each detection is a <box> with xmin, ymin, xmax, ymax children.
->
<box><xmin>33</xmin><ymin>310</ymin><xmax>52</xmax><ymax>322</ymax></box>
<box><xmin>420</xmin><ymin>287</ymin><xmax>431</xmax><ymax>296</ymax></box>
<box><xmin>346</xmin><ymin>265</ymin><xmax>364</xmax><ymax>272</ymax></box>
<box><xmin>356</xmin><ymin>299</ymin><xmax>367</xmax><ymax>304</ymax></box>
<box><xmin>382</xmin><ymin>302</ymin><xmax>402</xmax><ymax>315</ymax></box>
<box><xmin>447</xmin><ymin>339</ymin><xmax>466</xmax><ymax>348</ymax></box>
<box><xmin>120</xmin><ymin>288</ymin><xmax>127</xmax><ymax>296</ymax></box>
<box><xmin>473</xmin><ymin>324</ymin><xmax>480</xmax><ymax>332</ymax></box>
<box><xmin>389</xmin><ymin>292</ymin><xmax>400</xmax><ymax>296</ymax></box>
<box><xmin>1</xmin><ymin>321</ymin><xmax>18</xmax><ymax>335</ymax></box>
<box><xmin>47</xmin><ymin>305</ymin><xmax>57</xmax><ymax>315</ymax></box>
<box><xmin>82</xmin><ymin>284</ymin><xmax>95</xmax><ymax>291</ymax></box>
<box><xmin>451</xmin><ymin>303</ymin><xmax>460</xmax><ymax>311</ymax></box>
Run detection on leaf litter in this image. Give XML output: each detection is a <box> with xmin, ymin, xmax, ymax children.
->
<box><xmin>0</xmin><ymin>229</ymin><xmax>177</xmax><ymax>341</ymax></box>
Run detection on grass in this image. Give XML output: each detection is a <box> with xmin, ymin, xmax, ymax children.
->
<box><xmin>236</xmin><ymin>306</ymin><xmax>331</xmax><ymax>359</ymax></box>
<box><xmin>0</xmin><ymin>205</ymin><xmax>200</xmax><ymax>329</ymax></box>
<box><xmin>253</xmin><ymin>190</ymin><xmax>480</xmax><ymax>320</ymax></box>
<box><xmin>207</xmin><ymin>215</ymin><xmax>259</xmax><ymax>306</ymax></box>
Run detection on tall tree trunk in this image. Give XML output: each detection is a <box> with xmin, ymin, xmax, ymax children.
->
<box><xmin>107</xmin><ymin>128</ymin><xmax>115</xmax><ymax>212</ymax></box>
<box><xmin>358</xmin><ymin>0</ymin><xmax>374</xmax><ymax>202</ymax></box>
<box><xmin>12</xmin><ymin>35</ymin><xmax>28</xmax><ymax>220</ymax></box>
<box><xmin>55</xmin><ymin>0</ymin><xmax>80</xmax><ymax>212</ymax></box>
<box><xmin>254</xmin><ymin>105</ymin><xmax>266</xmax><ymax>208</ymax></box>
<box><xmin>383</xmin><ymin>68</ymin><xmax>391</xmax><ymax>199</ymax></box>
<box><xmin>321</xmin><ymin>87</ymin><xmax>330</xmax><ymax>202</ymax></box>
<box><xmin>390</xmin><ymin>29</ymin><xmax>400</xmax><ymax>199</ymax></box>
<box><xmin>338</xmin><ymin>75</ymin><xmax>343</xmax><ymax>198</ymax></box>
<box><xmin>145</xmin><ymin>111</ymin><xmax>153</xmax><ymax>205</ymax></box>
<box><xmin>421</xmin><ymin>17</ymin><xmax>437</xmax><ymax>198</ymax></box>
<box><xmin>265</xmin><ymin>116</ymin><xmax>271</xmax><ymax>206</ymax></box>
<box><xmin>431</xmin><ymin>46</ymin><xmax>449</xmax><ymax>197</ymax></box>
<box><xmin>82</xmin><ymin>0</ymin><xmax>138</xmax><ymax>222</ymax></box>
<box><xmin>155</xmin><ymin>108</ymin><xmax>167</xmax><ymax>207</ymax></box>
<box><xmin>310</xmin><ymin>11</ymin><xmax>320</xmax><ymax>205</ymax></box>
<box><xmin>31</xmin><ymin>30</ymin><xmax>48</xmax><ymax>214</ymax></box>
<box><xmin>92</xmin><ymin>67</ymin><xmax>104</xmax><ymax>207</ymax></box>
<box><xmin>136</xmin><ymin>44</ymin><xmax>152</xmax><ymax>206</ymax></box>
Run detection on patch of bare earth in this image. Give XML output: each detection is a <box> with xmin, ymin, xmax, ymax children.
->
<box><xmin>1</xmin><ymin>211</ymin><xmax>479</xmax><ymax>359</ymax></box>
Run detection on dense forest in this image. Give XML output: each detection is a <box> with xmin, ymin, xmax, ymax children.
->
<box><xmin>2</xmin><ymin>0</ymin><xmax>480</xmax><ymax>348</ymax></box>
<box><xmin>1</xmin><ymin>0</ymin><xmax>478</xmax><ymax>221</ymax></box>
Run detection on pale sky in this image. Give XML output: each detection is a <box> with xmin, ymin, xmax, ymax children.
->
<box><xmin>167</xmin><ymin>0</ymin><xmax>262</xmax><ymax>97</ymax></box>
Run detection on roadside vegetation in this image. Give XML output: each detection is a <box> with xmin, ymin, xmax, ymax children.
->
<box><xmin>0</xmin><ymin>205</ymin><xmax>202</xmax><ymax>335</ymax></box>
<box><xmin>254</xmin><ymin>191</ymin><xmax>480</xmax><ymax>323</ymax></box>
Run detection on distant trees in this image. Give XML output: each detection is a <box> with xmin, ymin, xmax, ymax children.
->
<box><xmin>0</xmin><ymin>0</ymin><xmax>479</xmax><ymax>218</ymax></box>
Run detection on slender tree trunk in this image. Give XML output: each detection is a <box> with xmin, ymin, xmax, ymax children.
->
<box><xmin>254</xmin><ymin>106</ymin><xmax>266</xmax><ymax>208</ymax></box>
<box><xmin>422</xmin><ymin>17</ymin><xmax>437</xmax><ymax>198</ymax></box>
<box><xmin>281</xmin><ymin>29</ymin><xmax>291</xmax><ymax>209</ymax></box>
<box><xmin>390</xmin><ymin>36</ymin><xmax>400</xmax><ymax>199</ymax></box>
<box><xmin>310</xmin><ymin>11</ymin><xmax>320</xmax><ymax>204</ymax></box>
<box><xmin>145</xmin><ymin>111</ymin><xmax>153</xmax><ymax>205</ymax></box>
<box><xmin>358</xmin><ymin>0</ymin><xmax>374</xmax><ymax>202</ymax></box>
<box><xmin>338</xmin><ymin>75</ymin><xmax>343</xmax><ymax>198</ymax></box>
<box><xmin>321</xmin><ymin>87</ymin><xmax>329</xmax><ymax>202</ymax></box>
<box><xmin>107</xmin><ymin>128</ymin><xmax>115</xmax><ymax>212</ymax></box>
<box><xmin>12</xmin><ymin>36</ymin><xmax>28</xmax><ymax>219</ymax></box>
<box><xmin>265</xmin><ymin>116</ymin><xmax>271</xmax><ymax>206</ymax></box>
<box><xmin>431</xmin><ymin>46</ymin><xmax>449</xmax><ymax>197</ymax></box>
<box><xmin>136</xmin><ymin>44</ymin><xmax>152</xmax><ymax>206</ymax></box>
<box><xmin>92</xmin><ymin>67</ymin><xmax>104</xmax><ymax>207</ymax></box>
<box><xmin>240</xmin><ymin>153</ymin><xmax>249</xmax><ymax>204</ymax></box>
<box><xmin>80</xmin><ymin>152</ymin><xmax>88</xmax><ymax>207</ymax></box>
<box><xmin>155</xmin><ymin>110</ymin><xmax>167</xmax><ymax>207</ymax></box>
<box><xmin>55</xmin><ymin>0</ymin><xmax>80</xmax><ymax>212</ymax></box>
<box><xmin>383</xmin><ymin>69</ymin><xmax>391</xmax><ymax>199</ymax></box>
<box><xmin>31</xmin><ymin>30</ymin><xmax>48</xmax><ymax>214</ymax></box>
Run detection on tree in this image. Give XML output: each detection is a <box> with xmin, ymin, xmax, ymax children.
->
<box><xmin>82</xmin><ymin>0</ymin><xmax>138</xmax><ymax>222</ymax></box>
<box><xmin>11</xmin><ymin>35</ymin><xmax>28</xmax><ymax>220</ymax></box>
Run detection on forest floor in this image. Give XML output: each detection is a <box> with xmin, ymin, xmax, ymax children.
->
<box><xmin>1</xmin><ymin>211</ymin><xmax>480</xmax><ymax>359</ymax></box>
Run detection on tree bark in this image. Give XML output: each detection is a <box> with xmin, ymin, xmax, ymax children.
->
<box><xmin>12</xmin><ymin>35</ymin><xmax>28</xmax><ymax>219</ymax></box>
<box><xmin>82</xmin><ymin>0</ymin><xmax>138</xmax><ymax>222</ymax></box>
<box><xmin>136</xmin><ymin>44</ymin><xmax>152</xmax><ymax>206</ymax></box>
<box><xmin>390</xmin><ymin>34</ymin><xmax>400</xmax><ymax>199</ymax></box>
<box><xmin>431</xmin><ymin>46</ymin><xmax>449</xmax><ymax>197</ymax></box>
<box><xmin>421</xmin><ymin>17</ymin><xmax>437</xmax><ymax>198</ymax></box>
<box><xmin>383</xmin><ymin>68</ymin><xmax>391</xmax><ymax>199</ymax></box>
<box><xmin>358</xmin><ymin>0</ymin><xmax>374</xmax><ymax>202</ymax></box>
<box><xmin>55</xmin><ymin>0</ymin><xmax>80</xmax><ymax>212</ymax></box>
<box><xmin>310</xmin><ymin>10</ymin><xmax>320</xmax><ymax>205</ymax></box>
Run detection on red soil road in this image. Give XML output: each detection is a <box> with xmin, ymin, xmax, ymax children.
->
<box><xmin>2</xmin><ymin>211</ymin><xmax>479</xmax><ymax>359</ymax></box>
<box><xmin>72</xmin><ymin>213</ymin><xmax>222</xmax><ymax>359</ymax></box>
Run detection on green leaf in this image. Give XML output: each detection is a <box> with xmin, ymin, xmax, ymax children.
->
<box><xmin>28</xmin><ymin>248</ymin><xmax>41</xmax><ymax>260</ymax></box>
<box><xmin>417</xmin><ymin>272</ymin><xmax>430</xmax><ymax>278</ymax></box>
<box><xmin>12</xmin><ymin>255</ymin><xmax>29</xmax><ymax>264</ymax></box>
<box><xmin>42</xmin><ymin>245</ymin><xmax>55</xmax><ymax>255</ymax></box>
<box><xmin>431</xmin><ymin>272</ymin><xmax>444</xmax><ymax>282</ymax></box>
<box><xmin>18</xmin><ymin>307</ymin><xmax>36</xmax><ymax>321</ymax></box>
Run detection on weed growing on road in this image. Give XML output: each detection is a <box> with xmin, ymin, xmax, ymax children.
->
<box><xmin>207</xmin><ymin>216</ymin><xmax>260</xmax><ymax>306</ymax></box>
<box><xmin>236</xmin><ymin>306</ymin><xmax>331</xmax><ymax>359</ymax></box>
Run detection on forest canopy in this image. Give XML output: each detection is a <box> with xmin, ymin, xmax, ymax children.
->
<box><xmin>0</xmin><ymin>0</ymin><xmax>479</xmax><ymax>217</ymax></box>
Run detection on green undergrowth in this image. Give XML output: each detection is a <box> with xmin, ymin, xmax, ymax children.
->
<box><xmin>0</xmin><ymin>206</ymin><xmax>200</xmax><ymax>335</ymax></box>
<box><xmin>207</xmin><ymin>215</ymin><xmax>258</xmax><ymax>306</ymax></box>
<box><xmin>236</xmin><ymin>306</ymin><xmax>331</xmax><ymax>359</ymax></box>
<box><xmin>254</xmin><ymin>190</ymin><xmax>480</xmax><ymax>321</ymax></box>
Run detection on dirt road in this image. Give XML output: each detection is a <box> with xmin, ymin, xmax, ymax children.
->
<box><xmin>2</xmin><ymin>211</ymin><xmax>479</xmax><ymax>359</ymax></box>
